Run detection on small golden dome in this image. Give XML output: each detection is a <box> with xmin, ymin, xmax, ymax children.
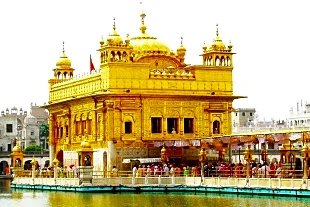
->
<box><xmin>52</xmin><ymin>158</ymin><xmax>59</xmax><ymax>166</ymax></box>
<box><xmin>210</xmin><ymin>24</ymin><xmax>226</xmax><ymax>51</ymax></box>
<box><xmin>81</xmin><ymin>140</ymin><xmax>91</xmax><ymax>148</ymax></box>
<box><xmin>177</xmin><ymin>37</ymin><xmax>186</xmax><ymax>56</ymax></box>
<box><xmin>100</xmin><ymin>35</ymin><xmax>105</xmax><ymax>45</ymax></box>
<box><xmin>12</xmin><ymin>145</ymin><xmax>22</xmax><ymax>152</ymax></box>
<box><xmin>202</xmin><ymin>41</ymin><xmax>207</xmax><ymax>53</ymax></box>
<box><xmin>130</xmin><ymin>12</ymin><xmax>170</xmax><ymax>55</ymax></box>
<box><xmin>31</xmin><ymin>157</ymin><xmax>37</xmax><ymax>165</ymax></box>
<box><xmin>161</xmin><ymin>146</ymin><xmax>166</xmax><ymax>153</ymax></box>
<box><xmin>228</xmin><ymin>40</ymin><xmax>233</xmax><ymax>51</ymax></box>
<box><xmin>107</xmin><ymin>18</ymin><xmax>123</xmax><ymax>45</ymax></box>
<box><xmin>56</xmin><ymin>42</ymin><xmax>71</xmax><ymax>69</ymax></box>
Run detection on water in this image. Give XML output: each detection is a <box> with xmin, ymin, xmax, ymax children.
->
<box><xmin>1</xmin><ymin>180</ymin><xmax>310</xmax><ymax>207</ymax></box>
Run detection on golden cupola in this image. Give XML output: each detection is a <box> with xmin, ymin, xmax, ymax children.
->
<box><xmin>202</xmin><ymin>41</ymin><xmax>207</xmax><ymax>53</ymax></box>
<box><xmin>106</xmin><ymin>18</ymin><xmax>123</xmax><ymax>46</ymax></box>
<box><xmin>227</xmin><ymin>40</ymin><xmax>233</xmax><ymax>52</ymax></box>
<box><xmin>176</xmin><ymin>37</ymin><xmax>186</xmax><ymax>56</ymax></box>
<box><xmin>176</xmin><ymin>37</ymin><xmax>186</xmax><ymax>65</ymax></box>
<box><xmin>52</xmin><ymin>42</ymin><xmax>74</xmax><ymax>80</ymax></box>
<box><xmin>56</xmin><ymin>42</ymin><xmax>72</xmax><ymax>69</ymax></box>
<box><xmin>210</xmin><ymin>24</ymin><xmax>226</xmax><ymax>51</ymax></box>
<box><xmin>130</xmin><ymin>12</ymin><xmax>170</xmax><ymax>57</ymax></box>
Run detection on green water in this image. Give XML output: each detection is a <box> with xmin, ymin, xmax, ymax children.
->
<box><xmin>1</xmin><ymin>180</ymin><xmax>310</xmax><ymax>207</ymax></box>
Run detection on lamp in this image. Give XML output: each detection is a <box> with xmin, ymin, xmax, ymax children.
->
<box><xmin>301</xmin><ymin>144</ymin><xmax>310</xmax><ymax>179</ymax></box>
<box><xmin>161</xmin><ymin>145</ymin><xmax>169</xmax><ymax>164</ymax></box>
<box><xmin>53</xmin><ymin>158</ymin><xmax>59</xmax><ymax>167</ymax></box>
<box><xmin>244</xmin><ymin>145</ymin><xmax>253</xmax><ymax>179</ymax></box>
<box><xmin>199</xmin><ymin>148</ymin><xmax>207</xmax><ymax>183</ymax></box>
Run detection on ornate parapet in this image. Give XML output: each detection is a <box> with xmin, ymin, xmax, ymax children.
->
<box><xmin>149</xmin><ymin>68</ymin><xmax>195</xmax><ymax>80</ymax></box>
<box><xmin>49</xmin><ymin>72</ymin><xmax>102</xmax><ymax>103</ymax></box>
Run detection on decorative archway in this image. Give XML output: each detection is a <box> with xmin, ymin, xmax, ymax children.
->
<box><xmin>56</xmin><ymin>150</ymin><xmax>64</xmax><ymax>167</ymax></box>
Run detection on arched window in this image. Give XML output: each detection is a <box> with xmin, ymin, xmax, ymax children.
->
<box><xmin>215</xmin><ymin>56</ymin><xmax>220</xmax><ymax>66</ymax></box>
<box><xmin>227</xmin><ymin>57</ymin><xmax>231</xmax><ymax>66</ymax></box>
<box><xmin>213</xmin><ymin>120</ymin><xmax>220</xmax><ymax>134</ymax></box>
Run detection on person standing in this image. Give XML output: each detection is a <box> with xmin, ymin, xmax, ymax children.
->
<box><xmin>132</xmin><ymin>165</ymin><xmax>137</xmax><ymax>177</ymax></box>
<box><xmin>112</xmin><ymin>166</ymin><xmax>118</xmax><ymax>177</ymax></box>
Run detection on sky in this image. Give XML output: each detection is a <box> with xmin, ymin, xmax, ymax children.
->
<box><xmin>0</xmin><ymin>0</ymin><xmax>309</xmax><ymax>121</ymax></box>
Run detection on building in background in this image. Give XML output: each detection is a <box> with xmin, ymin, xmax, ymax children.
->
<box><xmin>0</xmin><ymin>107</ymin><xmax>27</xmax><ymax>152</ymax></box>
<box><xmin>287</xmin><ymin>100</ymin><xmax>310</xmax><ymax>130</ymax></box>
<box><xmin>0</xmin><ymin>103</ymin><xmax>48</xmax><ymax>152</ymax></box>
<box><xmin>232</xmin><ymin>108</ymin><xmax>256</xmax><ymax>129</ymax></box>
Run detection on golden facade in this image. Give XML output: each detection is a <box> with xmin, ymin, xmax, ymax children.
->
<box><xmin>44</xmin><ymin>12</ymin><xmax>245</xmax><ymax>171</ymax></box>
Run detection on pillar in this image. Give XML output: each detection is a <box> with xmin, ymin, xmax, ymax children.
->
<box><xmin>49</xmin><ymin>114</ymin><xmax>55</xmax><ymax>163</ymax></box>
<box><xmin>107</xmin><ymin>141</ymin><xmax>116</xmax><ymax>172</ymax></box>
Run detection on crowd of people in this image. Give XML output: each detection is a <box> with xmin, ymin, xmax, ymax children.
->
<box><xmin>128</xmin><ymin>159</ymin><xmax>310</xmax><ymax>179</ymax></box>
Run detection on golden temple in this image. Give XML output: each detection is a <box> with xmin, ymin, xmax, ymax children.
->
<box><xmin>43</xmin><ymin>11</ymin><xmax>245</xmax><ymax>171</ymax></box>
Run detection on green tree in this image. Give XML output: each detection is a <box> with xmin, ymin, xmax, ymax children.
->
<box><xmin>24</xmin><ymin>145</ymin><xmax>44</xmax><ymax>152</ymax></box>
<box><xmin>40</xmin><ymin>124</ymin><xmax>49</xmax><ymax>137</ymax></box>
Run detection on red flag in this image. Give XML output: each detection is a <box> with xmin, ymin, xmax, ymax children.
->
<box><xmin>90</xmin><ymin>54</ymin><xmax>95</xmax><ymax>72</ymax></box>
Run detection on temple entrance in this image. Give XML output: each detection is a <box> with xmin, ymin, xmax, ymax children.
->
<box><xmin>56</xmin><ymin>150</ymin><xmax>64</xmax><ymax>167</ymax></box>
<box><xmin>0</xmin><ymin>161</ymin><xmax>9</xmax><ymax>175</ymax></box>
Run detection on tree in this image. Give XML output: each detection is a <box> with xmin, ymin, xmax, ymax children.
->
<box><xmin>40</xmin><ymin>124</ymin><xmax>49</xmax><ymax>138</ymax></box>
<box><xmin>24</xmin><ymin>145</ymin><xmax>44</xmax><ymax>151</ymax></box>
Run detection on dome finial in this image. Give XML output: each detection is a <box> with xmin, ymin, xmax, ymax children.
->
<box><xmin>180</xmin><ymin>37</ymin><xmax>183</xmax><ymax>46</ymax></box>
<box><xmin>216</xmin><ymin>24</ymin><xmax>219</xmax><ymax>38</ymax></box>
<box><xmin>113</xmin><ymin>17</ymin><xmax>116</xmax><ymax>31</ymax></box>
<box><xmin>62</xmin><ymin>41</ymin><xmax>65</xmax><ymax>54</ymax></box>
<box><xmin>140</xmin><ymin>1</ymin><xmax>145</xmax><ymax>24</ymax></box>
<box><xmin>140</xmin><ymin>12</ymin><xmax>146</xmax><ymax>25</ymax></box>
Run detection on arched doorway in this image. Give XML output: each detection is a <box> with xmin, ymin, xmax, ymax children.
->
<box><xmin>24</xmin><ymin>160</ymin><xmax>32</xmax><ymax>170</ymax></box>
<box><xmin>213</xmin><ymin>120</ymin><xmax>220</xmax><ymax>134</ymax></box>
<box><xmin>56</xmin><ymin>150</ymin><xmax>64</xmax><ymax>167</ymax></box>
<box><xmin>0</xmin><ymin>161</ymin><xmax>9</xmax><ymax>175</ymax></box>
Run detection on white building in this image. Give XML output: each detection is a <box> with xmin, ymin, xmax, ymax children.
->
<box><xmin>287</xmin><ymin>101</ymin><xmax>310</xmax><ymax>130</ymax></box>
<box><xmin>0</xmin><ymin>103</ymin><xmax>48</xmax><ymax>152</ymax></box>
<box><xmin>0</xmin><ymin>107</ymin><xmax>26</xmax><ymax>152</ymax></box>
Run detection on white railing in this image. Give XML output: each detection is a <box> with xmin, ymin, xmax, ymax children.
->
<box><xmin>12</xmin><ymin>176</ymin><xmax>310</xmax><ymax>190</ymax></box>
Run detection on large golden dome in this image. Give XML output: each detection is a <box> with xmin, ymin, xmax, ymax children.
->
<box><xmin>56</xmin><ymin>42</ymin><xmax>71</xmax><ymax>69</ymax></box>
<box><xmin>130</xmin><ymin>12</ymin><xmax>170</xmax><ymax>55</ymax></box>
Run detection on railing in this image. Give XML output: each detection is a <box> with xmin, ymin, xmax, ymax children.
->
<box><xmin>0</xmin><ymin>151</ymin><xmax>49</xmax><ymax>157</ymax></box>
<box><xmin>13</xmin><ymin>169</ymin><xmax>307</xmax><ymax>180</ymax></box>
<box><xmin>12</xmin><ymin>172</ymin><xmax>310</xmax><ymax>190</ymax></box>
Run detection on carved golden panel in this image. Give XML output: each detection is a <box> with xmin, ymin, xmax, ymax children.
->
<box><xmin>166</xmin><ymin>108</ymin><xmax>180</xmax><ymax>117</ymax></box>
<box><xmin>183</xmin><ymin>108</ymin><xmax>195</xmax><ymax>117</ymax></box>
<box><xmin>150</xmin><ymin>108</ymin><xmax>163</xmax><ymax>117</ymax></box>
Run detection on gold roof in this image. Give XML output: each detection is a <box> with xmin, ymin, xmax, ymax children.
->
<box><xmin>56</xmin><ymin>42</ymin><xmax>71</xmax><ymax>69</ymax></box>
<box><xmin>81</xmin><ymin>140</ymin><xmax>91</xmax><ymax>149</ymax></box>
<box><xmin>130</xmin><ymin>12</ymin><xmax>170</xmax><ymax>55</ymax></box>
<box><xmin>106</xmin><ymin>18</ymin><xmax>123</xmax><ymax>45</ymax></box>
<box><xmin>210</xmin><ymin>24</ymin><xmax>226</xmax><ymax>51</ymax></box>
<box><xmin>176</xmin><ymin>37</ymin><xmax>186</xmax><ymax>55</ymax></box>
<box><xmin>12</xmin><ymin>144</ymin><xmax>22</xmax><ymax>153</ymax></box>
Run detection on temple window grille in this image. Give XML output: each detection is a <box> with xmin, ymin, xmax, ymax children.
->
<box><xmin>125</xmin><ymin>122</ymin><xmax>132</xmax><ymax>134</ymax></box>
<box><xmin>212</xmin><ymin>121</ymin><xmax>220</xmax><ymax>134</ymax></box>
<box><xmin>151</xmin><ymin>117</ymin><xmax>162</xmax><ymax>133</ymax></box>
<box><xmin>184</xmin><ymin>118</ymin><xmax>194</xmax><ymax>133</ymax></box>
<box><xmin>167</xmin><ymin>118</ymin><xmax>178</xmax><ymax>134</ymax></box>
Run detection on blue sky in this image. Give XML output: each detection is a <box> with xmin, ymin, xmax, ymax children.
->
<box><xmin>0</xmin><ymin>0</ymin><xmax>309</xmax><ymax>120</ymax></box>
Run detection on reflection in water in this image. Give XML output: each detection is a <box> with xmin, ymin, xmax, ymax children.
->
<box><xmin>1</xmin><ymin>180</ymin><xmax>310</xmax><ymax>207</ymax></box>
